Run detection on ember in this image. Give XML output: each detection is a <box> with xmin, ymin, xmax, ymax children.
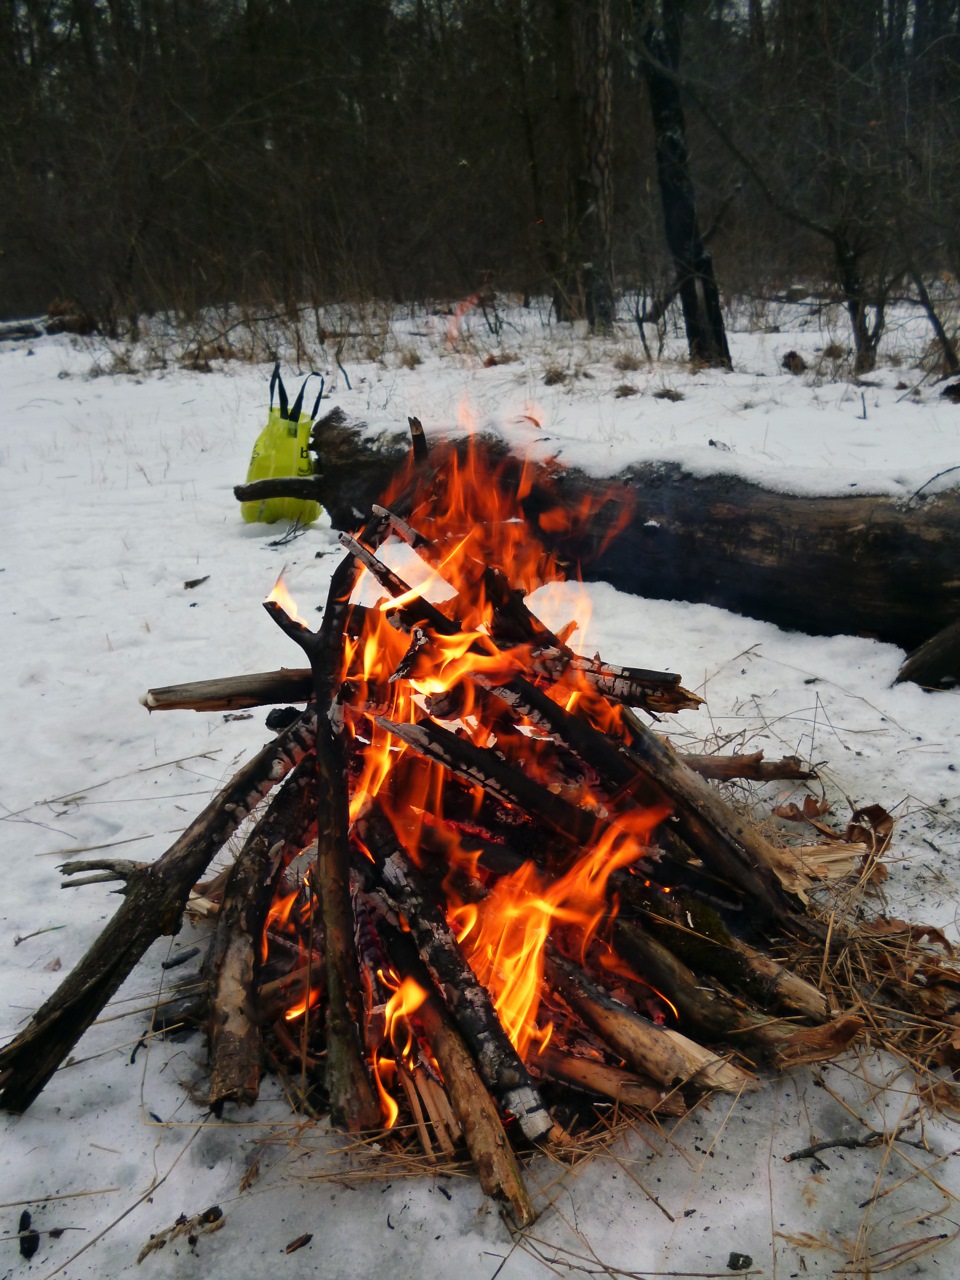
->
<box><xmin>5</xmin><ymin>411</ymin><xmax>956</xmax><ymax>1229</ymax></box>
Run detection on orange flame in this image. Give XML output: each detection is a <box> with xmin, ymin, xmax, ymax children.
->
<box><xmin>370</xmin><ymin>976</ymin><xmax>429</xmax><ymax>1128</ymax></box>
<box><xmin>451</xmin><ymin>811</ymin><xmax>666</xmax><ymax>1059</ymax></box>
<box><xmin>266</xmin><ymin>571</ymin><xmax>310</xmax><ymax>627</ymax></box>
<box><xmin>261</xmin><ymin>415</ymin><xmax>670</xmax><ymax>1092</ymax></box>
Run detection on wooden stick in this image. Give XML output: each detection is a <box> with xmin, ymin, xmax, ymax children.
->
<box><xmin>621</xmin><ymin>706</ymin><xmax>816</xmax><ymax>913</ymax></box>
<box><xmin>356</xmin><ymin>806</ymin><xmax>555</xmax><ymax>1143</ymax></box>
<box><xmin>679</xmin><ymin>751</ymin><xmax>815</xmax><ymax>782</ymax></box>
<box><xmin>142</xmin><ymin>669</ymin><xmax>314</xmax><ymax>713</ymax></box>
<box><xmin>544</xmin><ymin>948</ymin><xmax>758</xmax><ymax>1094</ymax></box>
<box><xmin>535</xmin><ymin>1048</ymin><xmax>685</xmax><ymax>1114</ymax></box>
<box><xmin>263</xmin><ymin>519</ymin><xmax>389</xmax><ymax>1131</ymax></box>
<box><xmin>416</xmin><ymin>992</ymin><xmax>536</xmax><ymax>1227</ymax></box>
<box><xmin>208</xmin><ymin>759</ymin><xmax>319</xmax><ymax>1111</ymax></box>
<box><xmin>0</xmin><ymin>711</ymin><xmax>318</xmax><ymax>1112</ymax></box>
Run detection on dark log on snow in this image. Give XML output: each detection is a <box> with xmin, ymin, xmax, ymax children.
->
<box><xmin>243</xmin><ymin>425</ymin><xmax>960</xmax><ymax>658</ymax></box>
<box><xmin>895</xmin><ymin>619</ymin><xmax>960</xmax><ymax>689</ymax></box>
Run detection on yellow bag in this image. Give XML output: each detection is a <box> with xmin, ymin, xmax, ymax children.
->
<box><xmin>241</xmin><ymin>364</ymin><xmax>324</xmax><ymax>525</ymax></box>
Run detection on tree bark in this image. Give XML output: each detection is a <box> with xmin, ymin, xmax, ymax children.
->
<box><xmin>638</xmin><ymin>0</ymin><xmax>732</xmax><ymax>368</ymax></box>
<box><xmin>572</xmin><ymin>0</ymin><xmax>615</xmax><ymax>330</ymax></box>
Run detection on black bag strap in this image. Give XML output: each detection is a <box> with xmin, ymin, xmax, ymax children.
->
<box><xmin>310</xmin><ymin>376</ymin><xmax>325</xmax><ymax>421</ymax></box>
<box><xmin>289</xmin><ymin>371</ymin><xmax>323</xmax><ymax>423</ymax></box>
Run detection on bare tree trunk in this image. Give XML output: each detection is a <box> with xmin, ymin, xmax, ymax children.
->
<box><xmin>637</xmin><ymin>0</ymin><xmax>732</xmax><ymax>368</ymax></box>
<box><xmin>572</xmin><ymin>0</ymin><xmax>615</xmax><ymax>331</ymax></box>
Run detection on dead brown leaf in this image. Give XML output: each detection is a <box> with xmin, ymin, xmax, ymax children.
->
<box><xmin>773</xmin><ymin>1016</ymin><xmax>866</xmax><ymax>1068</ymax></box>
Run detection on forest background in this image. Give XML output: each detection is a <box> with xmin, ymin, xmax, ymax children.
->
<box><xmin>2</xmin><ymin>0</ymin><xmax>958</xmax><ymax>377</ymax></box>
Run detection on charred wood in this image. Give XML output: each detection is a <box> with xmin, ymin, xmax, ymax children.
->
<box><xmin>356</xmin><ymin>806</ymin><xmax>554</xmax><ymax>1144</ymax></box>
<box><xmin>208</xmin><ymin>759</ymin><xmax>319</xmax><ymax>1111</ymax></box>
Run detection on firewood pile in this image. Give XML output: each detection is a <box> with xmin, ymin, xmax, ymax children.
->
<box><xmin>2</xmin><ymin>423</ymin><xmax>959</xmax><ymax>1227</ymax></box>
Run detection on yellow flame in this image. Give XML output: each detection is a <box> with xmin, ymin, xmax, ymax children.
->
<box><xmin>266</xmin><ymin>571</ymin><xmax>310</xmax><ymax>627</ymax></box>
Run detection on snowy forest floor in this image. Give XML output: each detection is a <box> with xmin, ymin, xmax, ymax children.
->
<box><xmin>1</xmin><ymin>299</ymin><xmax>959</xmax><ymax>1279</ymax></box>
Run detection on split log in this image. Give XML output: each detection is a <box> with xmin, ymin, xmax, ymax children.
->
<box><xmin>0</xmin><ymin>710</ymin><xmax>318</xmax><ymax>1112</ymax></box>
<box><xmin>208</xmin><ymin>759</ymin><xmax>319</xmax><ymax>1110</ymax></box>
<box><xmin>382</xmin><ymin>922</ymin><xmax>536</xmax><ymax>1226</ymax></box>
<box><xmin>254</xmin><ymin>425</ymin><xmax>960</xmax><ymax>655</ymax></box>
<box><xmin>535</xmin><ymin>1047</ymin><xmax>685</xmax><ymax>1115</ymax></box>
<box><xmin>544</xmin><ymin>948</ymin><xmax>758</xmax><ymax>1094</ymax></box>
<box><xmin>356</xmin><ymin>806</ymin><xmax>555</xmax><ymax>1144</ymax></box>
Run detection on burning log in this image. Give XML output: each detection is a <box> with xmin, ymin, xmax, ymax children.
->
<box><xmin>380</xmin><ymin>922</ymin><xmax>536</xmax><ymax>1226</ymax></box>
<box><xmin>263</xmin><ymin>521</ymin><xmax>390</xmax><ymax>1131</ymax></box>
<box><xmin>356</xmin><ymin>805</ymin><xmax>555</xmax><ymax>1144</ymax></box>
<box><xmin>544</xmin><ymin>949</ymin><xmax>758</xmax><ymax>1094</ymax></box>
<box><xmin>0</xmin><ymin>710</ymin><xmax>318</xmax><ymax>1113</ymax></box>
<box><xmin>208</xmin><ymin>758</ymin><xmax>319</xmax><ymax>1110</ymax></box>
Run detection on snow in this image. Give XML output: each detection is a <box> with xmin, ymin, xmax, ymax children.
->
<box><xmin>1</xmin><ymin>305</ymin><xmax>959</xmax><ymax>1279</ymax></box>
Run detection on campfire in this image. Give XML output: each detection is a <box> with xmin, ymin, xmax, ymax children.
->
<box><xmin>2</xmin><ymin>417</ymin><xmax>956</xmax><ymax>1228</ymax></box>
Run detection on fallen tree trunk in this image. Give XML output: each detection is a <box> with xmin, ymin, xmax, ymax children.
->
<box><xmin>239</xmin><ymin>425</ymin><xmax>960</xmax><ymax>655</ymax></box>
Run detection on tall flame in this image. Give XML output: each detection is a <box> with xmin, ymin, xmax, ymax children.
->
<box><xmin>262</xmin><ymin>416</ymin><xmax>655</xmax><ymax>1101</ymax></box>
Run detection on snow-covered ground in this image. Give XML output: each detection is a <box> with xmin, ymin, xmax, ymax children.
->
<box><xmin>1</xmin><ymin>303</ymin><xmax>959</xmax><ymax>1279</ymax></box>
